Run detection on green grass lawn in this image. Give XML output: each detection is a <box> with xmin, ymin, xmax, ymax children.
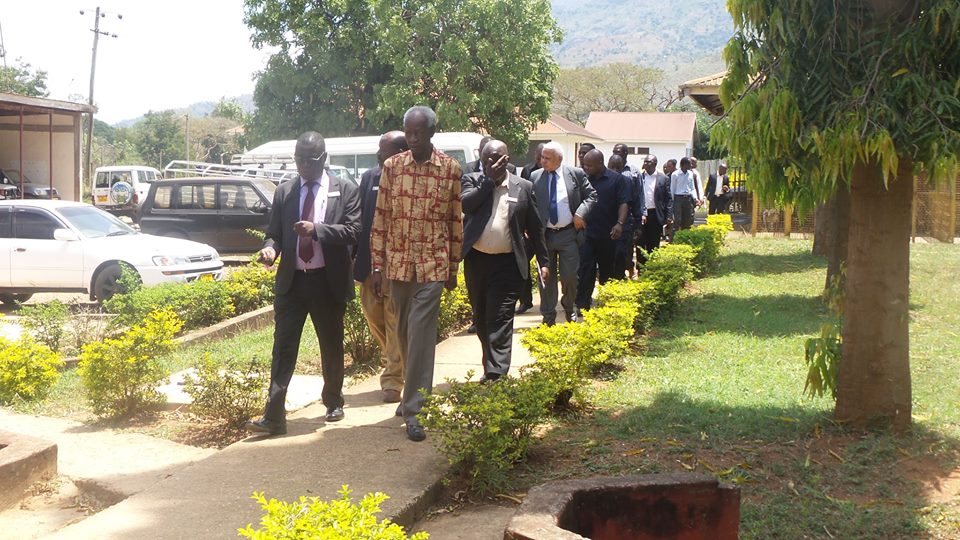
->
<box><xmin>517</xmin><ymin>236</ymin><xmax>960</xmax><ymax>539</ymax></box>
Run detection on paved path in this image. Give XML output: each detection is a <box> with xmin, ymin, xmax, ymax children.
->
<box><xmin>31</xmin><ymin>305</ymin><xmax>541</xmax><ymax>539</ymax></box>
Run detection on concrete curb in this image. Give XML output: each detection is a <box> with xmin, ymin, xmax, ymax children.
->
<box><xmin>174</xmin><ymin>304</ymin><xmax>275</xmax><ymax>348</ymax></box>
<box><xmin>0</xmin><ymin>430</ymin><xmax>57</xmax><ymax>511</ymax></box>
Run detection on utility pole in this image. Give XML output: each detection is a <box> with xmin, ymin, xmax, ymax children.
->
<box><xmin>80</xmin><ymin>7</ymin><xmax>121</xmax><ymax>187</ymax></box>
<box><xmin>0</xmin><ymin>19</ymin><xmax>8</xmax><ymax>68</ymax></box>
<box><xmin>184</xmin><ymin>114</ymin><xmax>190</xmax><ymax>161</ymax></box>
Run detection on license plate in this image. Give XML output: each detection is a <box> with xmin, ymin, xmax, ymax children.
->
<box><xmin>96</xmin><ymin>195</ymin><xmax>108</xmax><ymax>203</ymax></box>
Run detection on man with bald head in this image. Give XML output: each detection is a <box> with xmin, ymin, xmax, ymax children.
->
<box><xmin>577</xmin><ymin>149</ymin><xmax>630</xmax><ymax>313</ymax></box>
<box><xmin>246</xmin><ymin>131</ymin><xmax>361</xmax><ymax>436</ymax></box>
<box><xmin>461</xmin><ymin>140</ymin><xmax>549</xmax><ymax>380</ymax></box>
<box><xmin>638</xmin><ymin>155</ymin><xmax>673</xmax><ymax>260</ymax></box>
<box><xmin>355</xmin><ymin>131</ymin><xmax>408</xmax><ymax>404</ymax></box>
<box><xmin>530</xmin><ymin>141</ymin><xmax>597</xmax><ymax>325</ymax></box>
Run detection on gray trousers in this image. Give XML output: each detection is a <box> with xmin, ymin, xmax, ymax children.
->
<box><xmin>539</xmin><ymin>226</ymin><xmax>580</xmax><ymax>323</ymax></box>
<box><xmin>675</xmin><ymin>195</ymin><xmax>695</xmax><ymax>230</ymax></box>
<box><xmin>388</xmin><ymin>279</ymin><xmax>444</xmax><ymax>424</ymax></box>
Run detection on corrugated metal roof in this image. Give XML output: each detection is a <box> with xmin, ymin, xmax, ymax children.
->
<box><xmin>584</xmin><ymin>111</ymin><xmax>697</xmax><ymax>143</ymax></box>
<box><xmin>0</xmin><ymin>93</ymin><xmax>96</xmax><ymax>114</ymax></box>
<box><xmin>531</xmin><ymin>114</ymin><xmax>603</xmax><ymax>140</ymax></box>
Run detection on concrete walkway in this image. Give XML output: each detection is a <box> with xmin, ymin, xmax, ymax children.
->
<box><xmin>32</xmin><ymin>306</ymin><xmax>541</xmax><ymax>539</ymax></box>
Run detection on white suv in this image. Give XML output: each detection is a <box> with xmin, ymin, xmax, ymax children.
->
<box><xmin>0</xmin><ymin>200</ymin><xmax>223</xmax><ymax>304</ymax></box>
<box><xmin>92</xmin><ymin>166</ymin><xmax>162</xmax><ymax>218</ymax></box>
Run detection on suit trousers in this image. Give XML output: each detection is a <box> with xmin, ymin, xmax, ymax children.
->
<box><xmin>614</xmin><ymin>222</ymin><xmax>636</xmax><ymax>277</ymax></box>
<box><xmin>539</xmin><ymin>226</ymin><xmax>580</xmax><ymax>324</ymax></box>
<box><xmin>675</xmin><ymin>195</ymin><xmax>695</xmax><ymax>230</ymax></box>
<box><xmin>518</xmin><ymin>237</ymin><xmax>535</xmax><ymax>308</ymax></box>
<box><xmin>464</xmin><ymin>251</ymin><xmax>523</xmax><ymax>377</ymax></box>
<box><xmin>576</xmin><ymin>235</ymin><xmax>619</xmax><ymax>310</ymax></box>
<box><xmin>388</xmin><ymin>279</ymin><xmax>444</xmax><ymax>425</ymax></box>
<box><xmin>359</xmin><ymin>277</ymin><xmax>403</xmax><ymax>393</ymax></box>
<box><xmin>265</xmin><ymin>270</ymin><xmax>346</xmax><ymax>421</ymax></box>
<box><xmin>708</xmin><ymin>195</ymin><xmax>730</xmax><ymax>214</ymax></box>
<box><xmin>639</xmin><ymin>210</ymin><xmax>663</xmax><ymax>264</ymax></box>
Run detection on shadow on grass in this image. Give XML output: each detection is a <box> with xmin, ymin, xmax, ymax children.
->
<box><xmin>715</xmin><ymin>251</ymin><xmax>826</xmax><ymax>277</ymax></box>
<box><xmin>545</xmin><ymin>389</ymin><xmax>960</xmax><ymax>538</ymax></box>
<box><xmin>662</xmin><ymin>293</ymin><xmax>827</xmax><ymax>338</ymax></box>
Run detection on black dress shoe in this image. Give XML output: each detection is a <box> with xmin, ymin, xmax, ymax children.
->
<box><xmin>325</xmin><ymin>407</ymin><xmax>345</xmax><ymax>422</ymax></box>
<box><xmin>395</xmin><ymin>404</ymin><xmax>403</xmax><ymax>417</ymax></box>
<box><xmin>406</xmin><ymin>423</ymin><xmax>426</xmax><ymax>442</ymax></box>
<box><xmin>467</xmin><ymin>323</ymin><xmax>477</xmax><ymax>334</ymax></box>
<box><xmin>516</xmin><ymin>303</ymin><xmax>533</xmax><ymax>314</ymax></box>
<box><xmin>245</xmin><ymin>417</ymin><xmax>287</xmax><ymax>436</ymax></box>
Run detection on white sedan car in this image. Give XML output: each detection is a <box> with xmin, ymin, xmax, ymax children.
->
<box><xmin>0</xmin><ymin>200</ymin><xmax>223</xmax><ymax>304</ymax></box>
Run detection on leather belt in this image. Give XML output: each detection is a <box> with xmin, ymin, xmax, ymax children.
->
<box><xmin>295</xmin><ymin>268</ymin><xmax>325</xmax><ymax>274</ymax></box>
<box><xmin>546</xmin><ymin>223</ymin><xmax>574</xmax><ymax>232</ymax></box>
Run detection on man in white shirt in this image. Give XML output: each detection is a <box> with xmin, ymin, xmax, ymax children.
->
<box><xmin>670</xmin><ymin>157</ymin><xmax>703</xmax><ymax>231</ymax></box>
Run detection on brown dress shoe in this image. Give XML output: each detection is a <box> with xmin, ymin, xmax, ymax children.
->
<box><xmin>382</xmin><ymin>389</ymin><xmax>402</xmax><ymax>403</ymax></box>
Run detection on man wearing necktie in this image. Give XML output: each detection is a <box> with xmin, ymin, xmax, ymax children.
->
<box><xmin>530</xmin><ymin>141</ymin><xmax>597</xmax><ymax>326</ymax></box>
<box><xmin>246</xmin><ymin>131</ymin><xmax>361</xmax><ymax>436</ymax></box>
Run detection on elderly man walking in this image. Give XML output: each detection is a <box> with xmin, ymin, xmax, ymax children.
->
<box><xmin>530</xmin><ymin>142</ymin><xmax>596</xmax><ymax>326</ymax></box>
<box><xmin>369</xmin><ymin>106</ymin><xmax>462</xmax><ymax>442</ymax></box>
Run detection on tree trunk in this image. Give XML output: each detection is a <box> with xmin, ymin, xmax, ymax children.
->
<box><xmin>825</xmin><ymin>187</ymin><xmax>851</xmax><ymax>290</ymax></box>
<box><xmin>813</xmin><ymin>200</ymin><xmax>835</xmax><ymax>258</ymax></box>
<box><xmin>835</xmin><ymin>158</ymin><xmax>912</xmax><ymax>431</ymax></box>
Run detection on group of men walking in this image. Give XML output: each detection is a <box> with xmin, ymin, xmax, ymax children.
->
<box><xmin>243</xmin><ymin>105</ymin><xmax>732</xmax><ymax>443</ymax></box>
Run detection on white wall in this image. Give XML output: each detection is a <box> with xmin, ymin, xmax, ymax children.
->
<box><xmin>594</xmin><ymin>141</ymin><xmax>691</xmax><ymax>171</ymax></box>
<box><xmin>0</xmin><ymin>112</ymin><xmax>80</xmax><ymax>200</ymax></box>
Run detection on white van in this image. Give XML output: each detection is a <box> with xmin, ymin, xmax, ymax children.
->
<box><xmin>232</xmin><ymin>132</ymin><xmax>485</xmax><ymax>179</ymax></box>
<box><xmin>92</xmin><ymin>165</ymin><xmax>163</xmax><ymax>217</ymax></box>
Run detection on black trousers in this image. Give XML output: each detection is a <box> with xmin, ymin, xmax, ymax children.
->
<box><xmin>518</xmin><ymin>237</ymin><xmax>535</xmax><ymax>308</ymax></box>
<box><xmin>639</xmin><ymin>210</ymin><xmax>663</xmax><ymax>264</ymax></box>
<box><xmin>576</xmin><ymin>235</ymin><xmax>619</xmax><ymax>310</ymax></box>
<box><xmin>709</xmin><ymin>195</ymin><xmax>730</xmax><ymax>214</ymax></box>
<box><xmin>464</xmin><ymin>250</ymin><xmax>523</xmax><ymax>377</ymax></box>
<box><xmin>264</xmin><ymin>270</ymin><xmax>346</xmax><ymax>421</ymax></box>
<box><xmin>614</xmin><ymin>222</ymin><xmax>636</xmax><ymax>277</ymax></box>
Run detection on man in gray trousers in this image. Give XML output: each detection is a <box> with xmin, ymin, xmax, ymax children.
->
<box><xmin>369</xmin><ymin>106</ymin><xmax>463</xmax><ymax>442</ymax></box>
<box><xmin>530</xmin><ymin>141</ymin><xmax>596</xmax><ymax>326</ymax></box>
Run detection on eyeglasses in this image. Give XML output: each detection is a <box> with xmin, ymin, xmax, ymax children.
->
<box><xmin>294</xmin><ymin>154</ymin><xmax>325</xmax><ymax>163</ymax></box>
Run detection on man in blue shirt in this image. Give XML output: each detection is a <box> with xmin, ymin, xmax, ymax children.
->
<box><xmin>576</xmin><ymin>149</ymin><xmax>630</xmax><ymax>314</ymax></box>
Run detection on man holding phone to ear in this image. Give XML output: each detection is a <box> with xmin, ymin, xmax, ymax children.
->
<box><xmin>245</xmin><ymin>131</ymin><xmax>361</xmax><ymax>436</ymax></box>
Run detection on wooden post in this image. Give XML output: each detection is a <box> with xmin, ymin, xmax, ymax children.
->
<box><xmin>950</xmin><ymin>172</ymin><xmax>958</xmax><ymax>244</ymax></box>
<box><xmin>751</xmin><ymin>194</ymin><xmax>759</xmax><ymax>236</ymax></box>
<box><xmin>784</xmin><ymin>205</ymin><xmax>793</xmax><ymax>237</ymax></box>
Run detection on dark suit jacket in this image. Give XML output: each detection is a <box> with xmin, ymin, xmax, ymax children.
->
<box><xmin>264</xmin><ymin>174</ymin><xmax>361</xmax><ymax>302</ymax></box>
<box><xmin>460</xmin><ymin>171</ymin><xmax>548</xmax><ymax>279</ymax></box>
<box><xmin>466</xmin><ymin>159</ymin><xmax>517</xmax><ymax>175</ymax></box>
<box><xmin>520</xmin><ymin>164</ymin><xmax>541</xmax><ymax>181</ymax></box>
<box><xmin>353</xmin><ymin>167</ymin><xmax>381</xmax><ymax>282</ymax></box>
<box><xmin>530</xmin><ymin>165</ymin><xmax>597</xmax><ymax>225</ymax></box>
<box><xmin>639</xmin><ymin>172</ymin><xmax>674</xmax><ymax>224</ymax></box>
<box><xmin>705</xmin><ymin>173</ymin><xmax>731</xmax><ymax>202</ymax></box>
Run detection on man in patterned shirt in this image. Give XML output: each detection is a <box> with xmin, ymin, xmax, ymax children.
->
<box><xmin>369</xmin><ymin>106</ymin><xmax>463</xmax><ymax>442</ymax></box>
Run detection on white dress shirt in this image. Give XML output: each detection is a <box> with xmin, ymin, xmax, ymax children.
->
<box><xmin>545</xmin><ymin>169</ymin><xmax>573</xmax><ymax>229</ymax></box>
<box><xmin>296</xmin><ymin>171</ymin><xmax>329</xmax><ymax>270</ymax></box>
<box><xmin>641</xmin><ymin>172</ymin><xmax>657</xmax><ymax>210</ymax></box>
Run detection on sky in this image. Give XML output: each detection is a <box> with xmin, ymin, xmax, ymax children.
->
<box><xmin>1</xmin><ymin>1</ymin><xmax>272</xmax><ymax>124</ymax></box>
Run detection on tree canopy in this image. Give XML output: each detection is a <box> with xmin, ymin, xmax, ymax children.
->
<box><xmin>716</xmin><ymin>0</ymin><xmax>959</xmax><ymax>210</ymax></box>
<box><xmin>0</xmin><ymin>59</ymin><xmax>49</xmax><ymax>97</ymax></box>
<box><xmin>243</xmin><ymin>0</ymin><xmax>562</xmax><ymax>153</ymax></box>
<box><xmin>552</xmin><ymin>63</ymin><xmax>678</xmax><ymax>125</ymax></box>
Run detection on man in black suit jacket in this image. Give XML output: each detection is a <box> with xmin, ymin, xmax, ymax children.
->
<box><xmin>246</xmin><ymin>131</ymin><xmax>361</xmax><ymax>436</ymax></box>
<box><xmin>461</xmin><ymin>140</ymin><xmax>549</xmax><ymax>380</ymax></box>
<box><xmin>706</xmin><ymin>162</ymin><xmax>732</xmax><ymax>214</ymax></box>
<box><xmin>530</xmin><ymin>141</ymin><xmax>597</xmax><ymax>325</ymax></box>
<box><xmin>638</xmin><ymin>155</ymin><xmax>673</xmax><ymax>260</ymax></box>
<box><xmin>355</xmin><ymin>131</ymin><xmax>407</xmax><ymax>404</ymax></box>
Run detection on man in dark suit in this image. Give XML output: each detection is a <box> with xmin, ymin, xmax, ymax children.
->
<box><xmin>531</xmin><ymin>141</ymin><xmax>597</xmax><ymax>326</ymax></box>
<box><xmin>706</xmin><ymin>162</ymin><xmax>732</xmax><ymax>214</ymax></box>
<box><xmin>461</xmin><ymin>140</ymin><xmax>549</xmax><ymax>380</ymax></box>
<box><xmin>245</xmin><ymin>131</ymin><xmax>361</xmax><ymax>436</ymax></box>
<box><xmin>576</xmin><ymin>149</ymin><xmax>630</xmax><ymax>312</ymax></box>
<box><xmin>637</xmin><ymin>155</ymin><xmax>673</xmax><ymax>261</ymax></box>
<box><xmin>355</xmin><ymin>131</ymin><xmax>408</xmax><ymax>404</ymax></box>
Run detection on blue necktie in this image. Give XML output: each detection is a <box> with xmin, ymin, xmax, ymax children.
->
<box><xmin>548</xmin><ymin>172</ymin><xmax>558</xmax><ymax>225</ymax></box>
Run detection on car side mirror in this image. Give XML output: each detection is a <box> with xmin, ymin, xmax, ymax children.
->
<box><xmin>254</xmin><ymin>204</ymin><xmax>269</xmax><ymax>214</ymax></box>
<box><xmin>53</xmin><ymin>228</ymin><xmax>80</xmax><ymax>241</ymax></box>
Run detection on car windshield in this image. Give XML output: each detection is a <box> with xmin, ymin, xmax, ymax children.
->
<box><xmin>57</xmin><ymin>205</ymin><xmax>137</xmax><ymax>238</ymax></box>
<box><xmin>253</xmin><ymin>178</ymin><xmax>276</xmax><ymax>200</ymax></box>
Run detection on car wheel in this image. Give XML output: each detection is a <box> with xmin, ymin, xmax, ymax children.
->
<box><xmin>93</xmin><ymin>263</ymin><xmax>136</xmax><ymax>302</ymax></box>
<box><xmin>0</xmin><ymin>293</ymin><xmax>33</xmax><ymax>305</ymax></box>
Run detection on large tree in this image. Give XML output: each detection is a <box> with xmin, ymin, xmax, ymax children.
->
<box><xmin>552</xmin><ymin>63</ymin><xmax>679</xmax><ymax>125</ymax></box>
<box><xmin>243</xmin><ymin>0</ymin><xmax>561</xmax><ymax>152</ymax></box>
<box><xmin>717</xmin><ymin>1</ymin><xmax>959</xmax><ymax>431</ymax></box>
<box><xmin>132</xmin><ymin>111</ymin><xmax>185</xmax><ymax>170</ymax></box>
<box><xmin>0</xmin><ymin>58</ymin><xmax>49</xmax><ymax>97</ymax></box>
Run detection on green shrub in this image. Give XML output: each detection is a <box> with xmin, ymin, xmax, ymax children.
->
<box><xmin>639</xmin><ymin>243</ymin><xmax>695</xmax><ymax>315</ymax></box>
<box><xmin>78</xmin><ymin>309</ymin><xmax>183</xmax><ymax>417</ymax></box>
<box><xmin>804</xmin><ymin>266</ymin><xmax>844</xmax><ymax>400</ymax></box>
<box><xmin>595</xmin><ymin>279</ymin><xmax>660</xmax><ymax>333</ymax></box>
<box><xmin>0</xmin><ymin>337</ymin><xmax>63</xmax><ymax>403</ymax></box>
<box><xmin>183</xmin><ymin>354</ymin><xmax>269</xmax><ymax>429</ymax></box>
<box><xmin>521</xmin><ymin>303</ymin><xmax>636</xmax><ymax>407</ymax></box>
<box><xmin>420</xmin><ymin>372</ymin><xmax>555</xmax><ymax>494</ymax></box>
<box><xmin>224</xmin><ymin>264</ymin><xmax>276</xmax><ymax>314</ymax></box>
<box><xmin>706</xmin><ymin>213</ymin><xmax>734</xmax><ymax>233</ymax></box>
<box><xmin>672</xmin><ymin>226</ymin><xmax>722</xmax><ymax>275</ymax></box>
<box><xmin>104</xmin><ymin>280</ymin><xmax>234</xmax><ymax>332</ymax></box>
<box><xmin>18</xmin><ymin>300</ymin><xmax>70</xmax><ymax>352</ymax></box>
<box><xmin>238</xmin><ymin>486</ymin><xmax>428</xmax><ymax>540</ymax></box>
<box><xmin>344</xmin><ymin>285</ymin><xmax>382</xmax><ymax>375</ymax></box>
<box><xmin>437</xmin><ymin>270</ymin><xmax>472</xmax><ymax>340</ymax></box>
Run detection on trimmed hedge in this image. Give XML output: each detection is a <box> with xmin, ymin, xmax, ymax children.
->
<box><xmin>672</xmin><ymin>226</ymin><xmax>724</xmax><ymax>275</ymax></box>
<box><xmin>638</xmin><ymin>243</ymin><xmax>696</xmax><ymax>315</ymax></box>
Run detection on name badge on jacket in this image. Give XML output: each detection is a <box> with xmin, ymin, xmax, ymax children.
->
<box><xmin>328</xmin><ymin>191</ymin><xmax>341</xmax><ymax>198</ymax></box>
